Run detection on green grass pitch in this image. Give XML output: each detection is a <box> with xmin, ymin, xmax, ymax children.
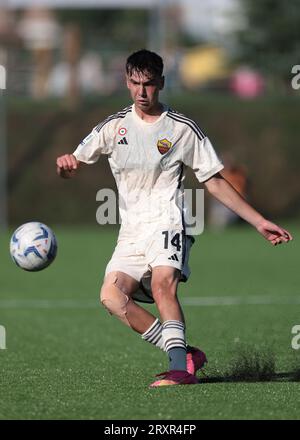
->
<box><xmin>0</xmin><ymin>223</ymin><xmax>299</xmax><ymax>420</ymax></box>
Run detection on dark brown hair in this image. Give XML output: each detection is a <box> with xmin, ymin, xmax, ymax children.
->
<box><xmin>126</xmin><ymin>49</ymin><xmax>164</xmax><ymax>78</ymax></box>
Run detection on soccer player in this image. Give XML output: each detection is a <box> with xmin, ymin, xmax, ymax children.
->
<box><xmin>56</xmin><ymin>49</ymin><xmax>292</xmax><ymax>387</ymax></box>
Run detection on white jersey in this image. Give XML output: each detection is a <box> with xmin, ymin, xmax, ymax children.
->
<box><xmin>73</xmin><ymin>104</ymin><xmax>223</xmax><ymax>237</ymax></box>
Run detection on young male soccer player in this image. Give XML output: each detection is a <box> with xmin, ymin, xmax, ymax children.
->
<box><xmin>56</xmin><ymin>49</ymin><xmax>292</xmax><ymax>387</ymax></box>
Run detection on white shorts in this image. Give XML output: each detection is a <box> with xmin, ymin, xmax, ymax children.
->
<box><xmin>105</xmin><ymin>228</ymin><xmax>195</xmax><ymax>303</ymax></box>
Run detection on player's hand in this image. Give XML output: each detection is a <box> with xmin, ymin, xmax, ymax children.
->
<box><xmin>255</xmin><ymin>219</ymin><xmax>293</xmax><ymax>246</ymax></box>
<box><xmin>56</xmin><ymin>154</ymin><xmax>80</xmax><ymax>178</ymax></box>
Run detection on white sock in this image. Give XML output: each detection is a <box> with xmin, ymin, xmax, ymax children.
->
<box><xmin>141</xmin><ymin>318</ymin><xmax>166</xmax><ymax>351</ymax></box>
<box><xmin>161</xmin><ymin>320</ymin><xmax>186</xmax><ymax>352</ymax></box>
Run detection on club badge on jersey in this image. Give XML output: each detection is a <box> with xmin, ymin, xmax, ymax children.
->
<box><xmin>157</xmin><ymin>138</ymin><xmax>173</xmax><ymax>155</ymax></box>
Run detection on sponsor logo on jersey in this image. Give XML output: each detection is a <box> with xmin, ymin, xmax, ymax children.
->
<box><xmin>118</xmin><ymin>137</ymin><xmax>128</xmax><ymax>145</ymax></box>
<box><xmin>118</xmin><ymin>127</ymin><xmax>127</xmax><ymax>136</ymax></box>
<box><xmin>157</xmin><ymin>138</ymin><xmax>173</xmax><ymax>155</ymax></box>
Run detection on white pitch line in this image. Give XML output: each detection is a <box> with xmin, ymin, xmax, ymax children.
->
<box><xmin>182</xmin><ymin>295</ymin><xmax>300</xmax><ymax>306</ymax></box>
<box><xmin>0</xmin><ymin>295</ymin><xmax>299</xmax><ymax>309</ymax></box>
<box><xmin>0</xmin><ymin>299</ymin><xmax>97</xmax><ymax>309</ymax></box>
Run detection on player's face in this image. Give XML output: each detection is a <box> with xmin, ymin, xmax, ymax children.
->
<box><xmin>126</xmin><ymin>70</ymin><xmax>164</xmax><ymax>113</ymax></box>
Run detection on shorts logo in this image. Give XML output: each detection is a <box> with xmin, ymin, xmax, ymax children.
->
<box><xmin>168</xmin><ymin>254</ymin><xmax>179</xmax><ymax>261</ymax></box>
<box><xmin>118</xmin><ymin>127</ymin><xmax>127</xmax><ymax>136</ymax></box>
<box><xmin>157</xmin><ymin>138</ymin><xmax>173</xmax><ymax>155</ymax></box>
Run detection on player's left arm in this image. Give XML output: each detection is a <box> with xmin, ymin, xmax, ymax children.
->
<box><xmin>204</xmin><ymin>173</ymin><xmax>293</xmax><ymax>245</ymax></box>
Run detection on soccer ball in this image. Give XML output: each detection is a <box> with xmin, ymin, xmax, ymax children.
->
<box><xmin>10</xmin><ymin>222</ymin><xmax>57</xmax><ymax>271</ymax></box>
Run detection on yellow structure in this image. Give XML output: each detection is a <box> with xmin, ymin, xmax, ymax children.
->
<box><xmin>180</xmin><ymin>45</ymin><xmax>229</xmax><ymax>89</ymax></box>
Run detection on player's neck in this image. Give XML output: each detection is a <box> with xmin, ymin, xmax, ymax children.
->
<box><xmin>134</xmin><ymin>102</ymin><xmax>164</xmax><ymax>123</ymax></box>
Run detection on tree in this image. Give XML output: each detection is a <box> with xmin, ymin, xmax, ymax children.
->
<box><xmin>236</xmin><ymin>0</ymin><xmax>300</xmax><ymax>89</ymax></box>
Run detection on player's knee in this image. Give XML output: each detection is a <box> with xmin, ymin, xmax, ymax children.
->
<box><xmin>151</xmin><ymin>277</ymin><xmax>177</xmax><ymax>302</ymax></box>
<box><xmin>100</xmin><ymin>273</ymin><xmax>130</xmax><ymax>326</ymax></box>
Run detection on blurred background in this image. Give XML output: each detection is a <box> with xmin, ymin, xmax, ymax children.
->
<box><xmin>0</xmin><ymin>0</ymin><xmax>299</xmax><ymax>229</ymax></box>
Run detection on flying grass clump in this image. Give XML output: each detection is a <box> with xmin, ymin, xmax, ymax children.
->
<box><xmin>226</xmin><ymin>344</ymin><xmax>276</xmax><ymax>382</ymax></box>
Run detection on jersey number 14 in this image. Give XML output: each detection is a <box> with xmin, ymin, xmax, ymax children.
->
<box><xmin>162</xmin><ymin>231</ymin><xmax>181</xmax><ymax>252</ymax></box>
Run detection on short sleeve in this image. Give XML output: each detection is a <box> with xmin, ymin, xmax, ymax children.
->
<box><xmin>73</xmin><ymin>122</ymin><xmax>112</xmax><ymax>164</ymax></box>
<box><xmin>183</xmin><ymin>136</ymin><xmax>224</xmax><ymax>183</ymax></box>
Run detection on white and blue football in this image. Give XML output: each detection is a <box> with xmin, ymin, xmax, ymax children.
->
<box><xmin>10</xmin><ymin>222</ymin><xmax>57</xmax><ymax>271</ymax></box>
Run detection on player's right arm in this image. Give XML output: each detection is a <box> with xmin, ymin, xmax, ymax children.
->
<box><xmin>57</xmin><ymin>116</ymin><xmax>114</xmax><ymax>178</ymax></box>
<box><xmin>56</xmin><ymin>154</ymin><xmax>80</xmax><ymax>179</ymax></box>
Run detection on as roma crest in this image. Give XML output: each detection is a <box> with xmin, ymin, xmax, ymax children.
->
<box><xmin>157</xmin><ymin>138</ymin><xmax>173</xmax><ymax>155</ymax></box>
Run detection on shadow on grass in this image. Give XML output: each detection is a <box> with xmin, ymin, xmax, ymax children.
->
<box><xmin>198</xmin><ymin>371</ymin><xmax>300</xmax><ymax>384</ymax></box>
<box><xmin>198</xmin><ymin>343</ymin><xmax>300</xmax><ymax>383</ymax></box>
